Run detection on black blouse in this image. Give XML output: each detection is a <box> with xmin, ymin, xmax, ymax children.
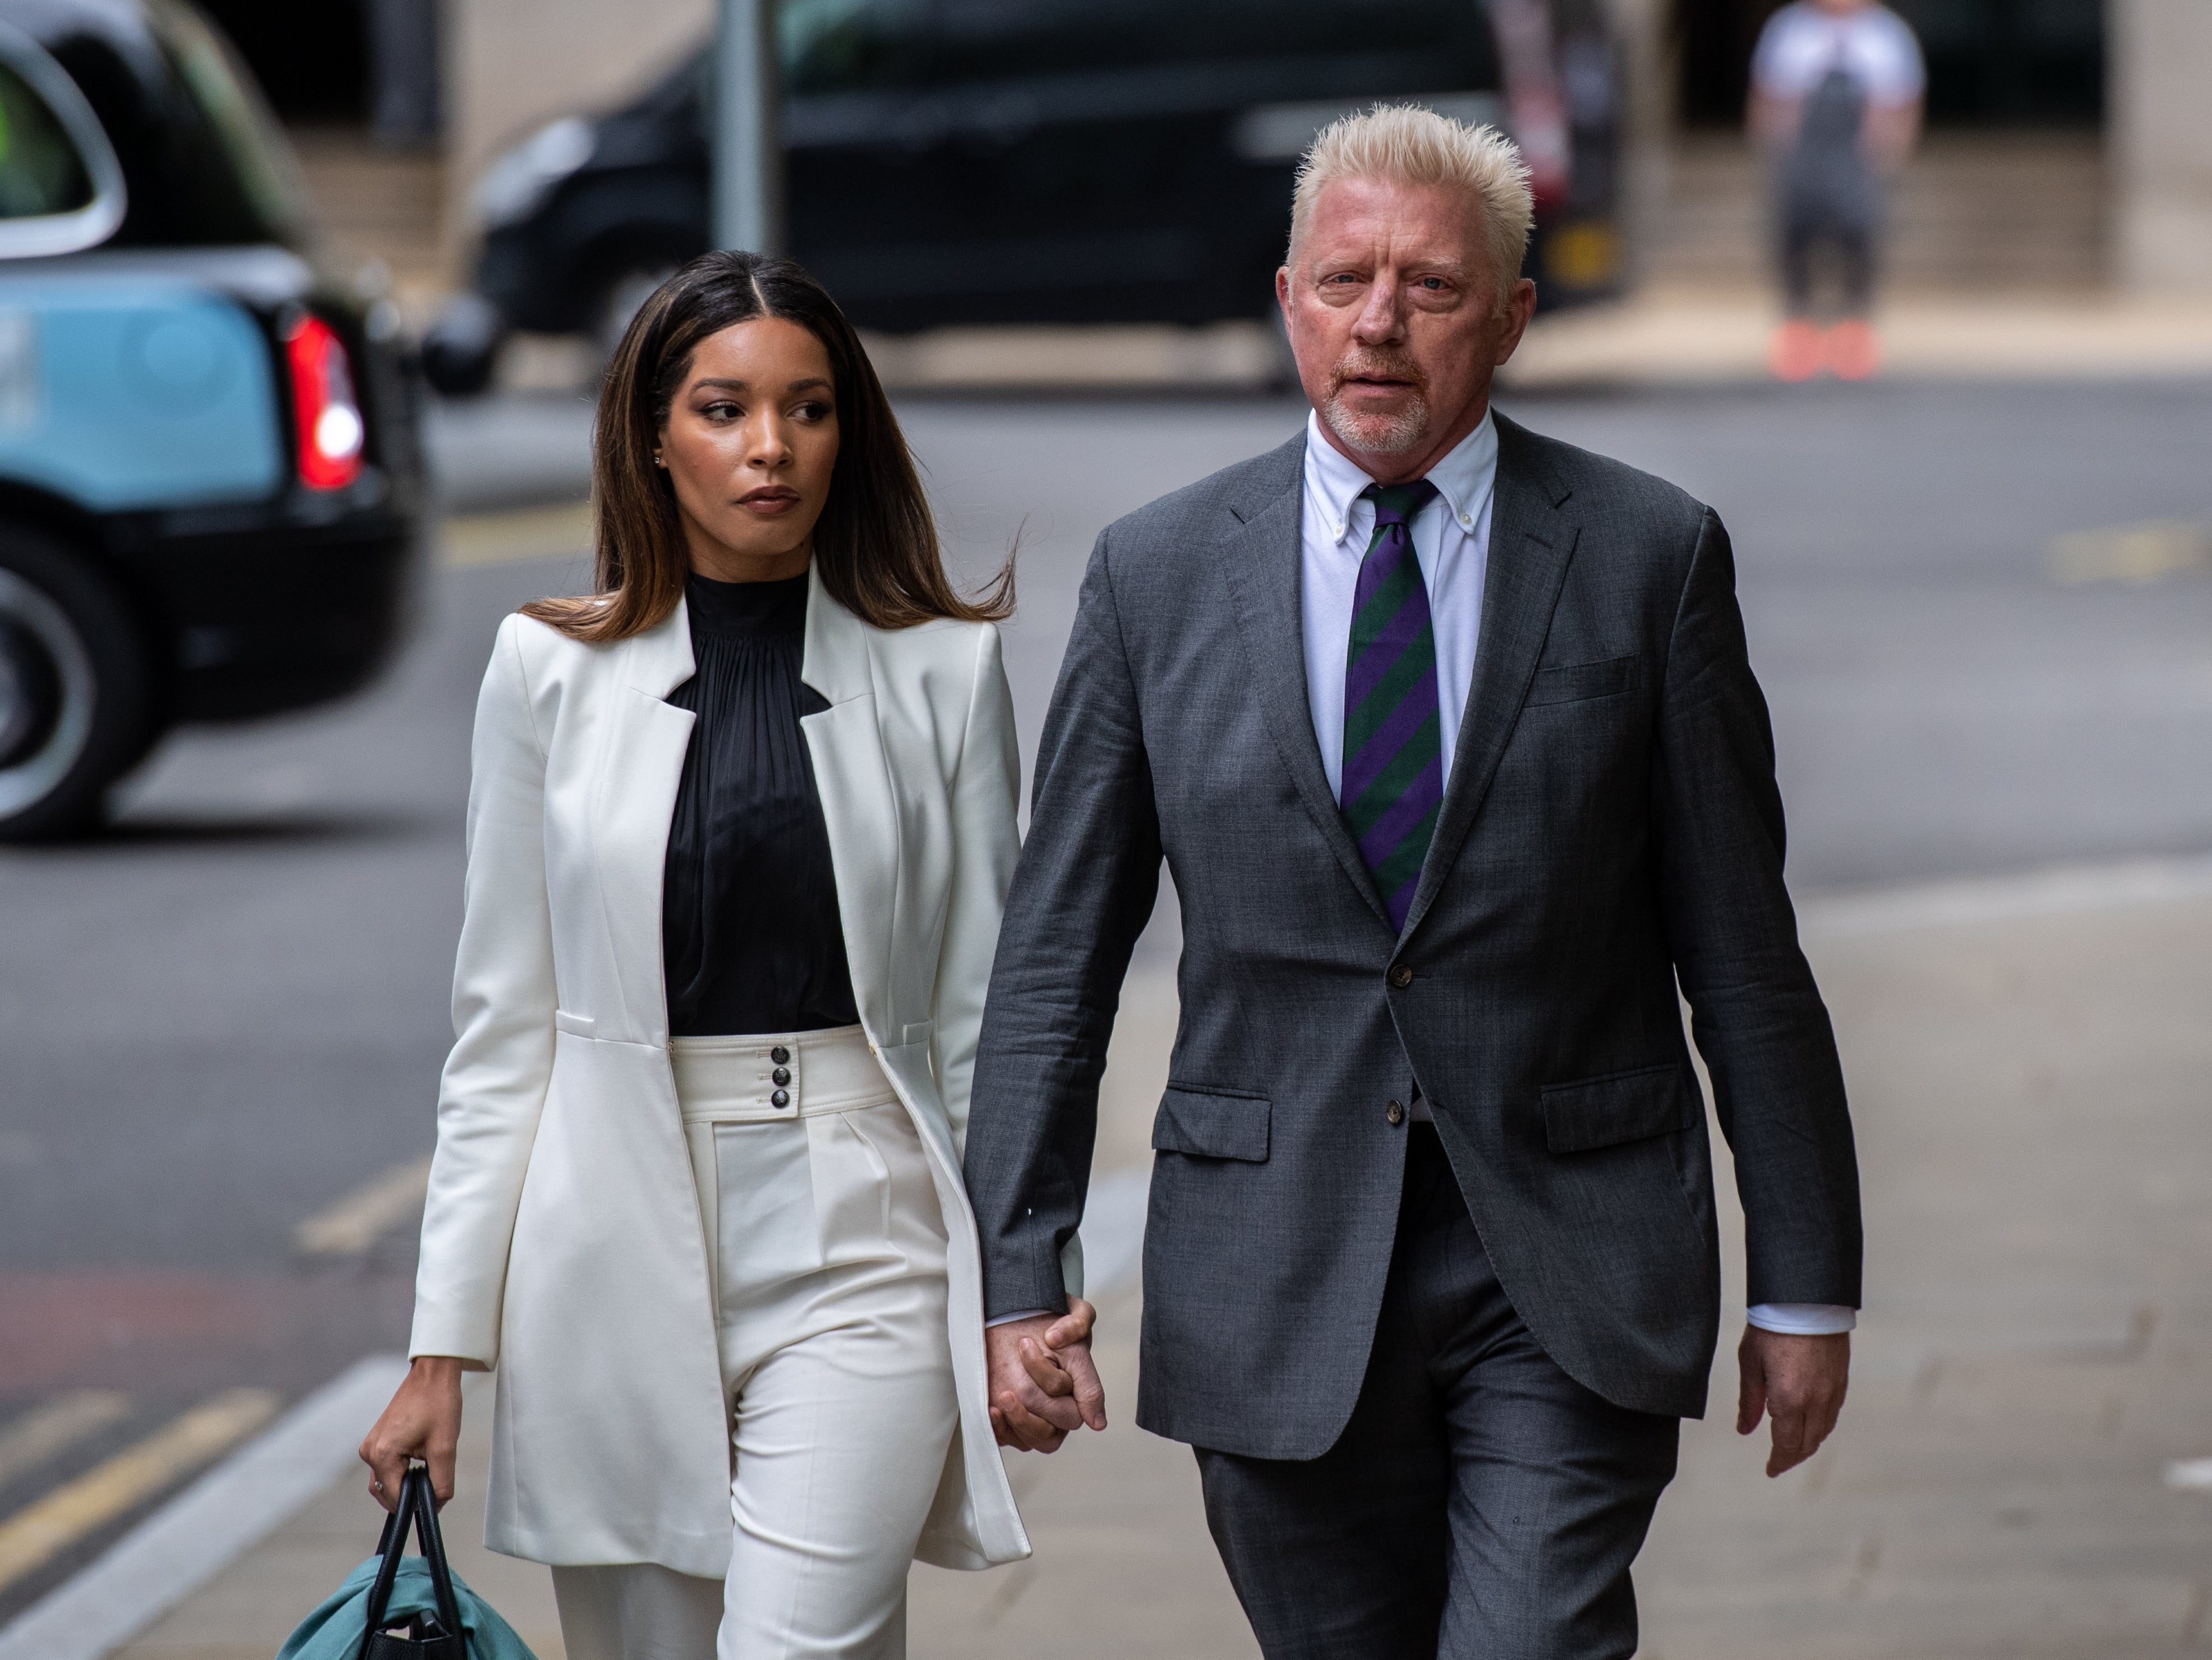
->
<box><xmin>661</xmin><ymin>572</ymin><xmax>860</xmax><ymax>1037</ymax></box>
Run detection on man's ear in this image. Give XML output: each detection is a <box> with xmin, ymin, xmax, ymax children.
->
<box><xmin>1492</xmin><ymin>277</ymin><xmax>1539</xmax><ymax>365</ymax></box>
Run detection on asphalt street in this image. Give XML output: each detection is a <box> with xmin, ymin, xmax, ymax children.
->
<box><xmin>2</xmin><ymin>379</ymin><xmax>2209</xmax><ymax>1621</ymax></box>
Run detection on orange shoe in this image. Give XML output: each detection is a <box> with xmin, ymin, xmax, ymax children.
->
<box><xmin>1768</xmin><ymin>320</ymin><xmax>1823</xmax><ymax>381</ymax></box>
<box><xmin>1825</xmin><ymin>319</ymin><xmax>1881</xmax><ymax>380</ymax></box>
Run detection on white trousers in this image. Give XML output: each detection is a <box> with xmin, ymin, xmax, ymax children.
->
<box><xmin>553</xmin><ymin>1026</ymin><xmax>958</xmax><ymax>1660</ymax></box>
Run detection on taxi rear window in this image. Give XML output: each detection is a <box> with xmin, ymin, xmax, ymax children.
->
<box><xmin>0</xmin><ymin>58</ymin><xmax>94</xmax><ymax>220</ymax></box>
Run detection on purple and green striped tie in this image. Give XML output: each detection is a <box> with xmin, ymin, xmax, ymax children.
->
<box><xmin>1342</xmin><ymin>479</ymin><xmax>1442</xmax><ymax>932</ymax></box>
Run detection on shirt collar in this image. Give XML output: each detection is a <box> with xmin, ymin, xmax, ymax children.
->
<box><xmin>1303</xmin><ymin>406</ymin><xmax>1500</xmax><ymax>546</ymax></box>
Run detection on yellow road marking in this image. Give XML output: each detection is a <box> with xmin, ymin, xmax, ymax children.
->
<box><xmin>293</xmin><ymin>1156</ymin><xmax>434</xmax><ymax>1257</ymax></box>
<box><xmin>443</xmin><ymin>500</ymin><xmax>594</xmax><ymax>569</ymax></box>
<box><xmin>2048</xmin><ymin>519</ymin><xmax>2212</xmax><ymax>585</ymax></box>
<box><xmin>0</xmin><ymin>1393</ymin><xmax>132</xmax><ymax>1489</ymax></box>
<box><xmin>0</xmin><ymin>1388</ymin><xmax>278</xmax><ymax>1592</ymax></box>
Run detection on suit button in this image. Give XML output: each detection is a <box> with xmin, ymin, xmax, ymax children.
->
<box><xmin>772</xmin><ymin>1066</ymin><xmax>791</xmax><ymax>1086</ymax></box>
<box><xmin>1388</xmin><ymin>966</ymin><xmax>1413</xmax><ymax>988</ymax></box>
<box><xmin>769</xmin><ymin>1046</ymin><xmax>790</xmax><ymax>1065</ymax></box>
<box><xmin>771</xmin><ymin>1088</ymin><xmax>790</xmax><ymax>1109</ymax></box>
<box><xmin>1385</xmin><ymin>1100</ymin><xmax>1405</xmax><ymax>1126</ymax></box>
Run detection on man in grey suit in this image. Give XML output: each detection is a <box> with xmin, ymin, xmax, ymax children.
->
<box><xmin>964</xmin><ymin>105</ymin><xmax>1861</xmax><ymax>1660</ymax></box>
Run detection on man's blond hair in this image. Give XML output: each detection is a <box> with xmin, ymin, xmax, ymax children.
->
<box><xmin>1288</xmin><ymin>104</ymin><xmax>1534</xmax><ymax>301</ymax></box>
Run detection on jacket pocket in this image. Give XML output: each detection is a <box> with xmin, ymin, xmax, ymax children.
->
<box><xmin>1541</xmin><ymin>1064</ymin><xmax>1696</xmax><ymax>1153</ymax></box>
<box><xmin>1526</xmin><ymin>654</ymin><xmax>1639</xmax><ymax>707</ymax></box>
<box><xmin>1152</xmin><ymin>1086</ymin><xmax>1271</xmax><ymax>1162</ymax></box>
<box><xmin>900</xmin><ymin>1019</ymin><xmax>936</xmax><ymax>1049</ymax></box>
<box><xmin>553</xmin><ymin>1009</ymin><xmax>596</xmax><ymax>1038</ymax></box>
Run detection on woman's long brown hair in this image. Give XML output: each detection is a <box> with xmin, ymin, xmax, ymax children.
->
<box><xmin>522</xmin><ymin>250</ymin><xmax>1012</xmax><ymax>642</ymax></box>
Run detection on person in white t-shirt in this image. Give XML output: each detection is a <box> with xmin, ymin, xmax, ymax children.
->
<box><xmin>1749</xmin><ymin>0</ymin><xmax>1924</xmax><ymax>380</ymax></box>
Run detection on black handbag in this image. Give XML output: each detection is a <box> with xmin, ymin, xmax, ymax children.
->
<box><xmin>358</xmin><ymin>1466</ymin><xmax>468</xmax><ymax>1660</ymax></box>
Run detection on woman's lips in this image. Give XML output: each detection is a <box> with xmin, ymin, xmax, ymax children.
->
<box><xmin>736</xmin><ymin>487</ymin><xmax>801</xmax><ymax>513</ymax></box>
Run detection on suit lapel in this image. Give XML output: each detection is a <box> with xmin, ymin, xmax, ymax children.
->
<box><xmin>594</xmin><ymin>598</ymin><xmax>697</xmax><ymax>1040</ymax></box>
<box><xmin>1218</xmin><ymin>433</ymin><xmax>1394</xmax><ymax>931</ymax></box>
<box><xmin>798</xmin><ymin>563</ymin><xmax>896</xmax><ymax>1042</ymax></box>
<box><xmin>1399</xmin><ymin>413</ymin><xmax>1578</xmax><ymax>941</ymax></box>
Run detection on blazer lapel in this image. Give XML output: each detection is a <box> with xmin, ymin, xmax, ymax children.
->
<box><xmin>593</xmin><ymin>598</ymin><xmax>697</xmax><ymax>1040</ymax></box>
<box><xmin>798</xmin><ymin>563</ymin><xmax>897</xmax><ymax>1041</ymax></box>
<box><xmin>1218</xmin><ymin>433</ymin><xmax>1394</xmax><ymax>931</ymax></box>
<box><xmin>1399</xmin><ymin>413</ymin><xmax>1578</xmax><ymax>942</ymax></box>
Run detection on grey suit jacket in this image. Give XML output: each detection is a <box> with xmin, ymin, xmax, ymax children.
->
<box><xmin>964</xmin><ymin>414</ymin><xmax>1860</xmax><ymax>1454</ymax></box>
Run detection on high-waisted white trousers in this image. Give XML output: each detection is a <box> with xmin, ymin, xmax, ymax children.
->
<box><xmin>551</xmin><ymin>1025</ymin><xmax>957</xmax><ymax>1660</ymax></box>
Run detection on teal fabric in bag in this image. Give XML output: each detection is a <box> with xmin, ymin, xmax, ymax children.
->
<box><xmin>278</xmin><ymin>1468</ymin><xmax>537</xmax><ymax>1660</ymax></box>
<box><xmin>276</xmin><ymin>1555</ymin><xmax>539</xmax><ymax>1660</ymax></box>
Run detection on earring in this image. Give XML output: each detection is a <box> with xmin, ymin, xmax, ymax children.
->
<box><xmin>653</xmin><ymin>453</ymin><xmax>665</xmax><ymax>467</ymax></box>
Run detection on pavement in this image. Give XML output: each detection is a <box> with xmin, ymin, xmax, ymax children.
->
<box><xmin>4</xmin><ymin>379</ymin><xmax>2210</xmax><ymax>1653</ymax></box>
<box><xmin>485</xmin><ymin>288</ymin><xmax>2212</xmax><ymax>402</ymax></box>
<box><xmin>103</xmin><ymin>869</ymin><xmax>2212</xmax><ymax>1660</ymax></box>
<box><xmin>981</xmin><ymin>293</ymin><xmax>2212</xmax><ymax>396</ymax></box>
<box><xmin>1501</xmin><ymin>285</ymin><xmax>2212</xmax><ymax>390</ymax></box>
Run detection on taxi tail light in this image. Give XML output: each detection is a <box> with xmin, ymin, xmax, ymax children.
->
<box><xmin>284</xmin><ymin>314</ymin><xmax>365</xmax><ymax>491</ymax></box>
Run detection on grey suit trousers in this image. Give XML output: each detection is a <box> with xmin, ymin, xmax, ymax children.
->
<box><xmin>1195</xmin><ymin>1123</ymin><xmax>1679</xmax><ymax>1660</ymax></box>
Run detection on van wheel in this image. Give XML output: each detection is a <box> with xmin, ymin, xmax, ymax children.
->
<box><xmin>0</xmin><ymin>527</ymin><xmax>153</xmax><ymax>842</ymax></box>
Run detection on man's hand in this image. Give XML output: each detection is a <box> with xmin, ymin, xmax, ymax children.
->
<box><xmin>360</xmin><ymin>1355</ymin><xmax>463</xmax><ymax>1510</ymax></box>
<box><xmin>1736</xmin><ymin>1326</ymin><xmax>1849</xmax><ymax>1477</ymax></box>
<box><xmin>987</xmin><ymin>1299</ymin><xmax>1105</xmax><ymax>1452</ymax></box>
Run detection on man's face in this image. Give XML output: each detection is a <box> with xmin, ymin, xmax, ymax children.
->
<box><xmin>1276</xmin><ymin>175</ymin><xmax>1534</xmax><ymax>476</ymax></box>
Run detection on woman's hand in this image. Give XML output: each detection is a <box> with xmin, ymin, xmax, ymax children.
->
<box><xmin>359</xmin><ymin>1356</ymin><xmax>464</xmax><ymax>1510</ymax></box>
<box><xmin>988</xmin><ymin>1298</ymin><xmax>1105</xmax><ymax>1452</ymax></box>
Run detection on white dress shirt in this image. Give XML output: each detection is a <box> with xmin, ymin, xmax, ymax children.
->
<box><xmin>1296</xmin><ymin>411</ymin><xmax>1854</xmax><ymax>1340</ymax></box>
<box><xmin>1301</xmin><ymin>408</ymin><xmax>1496</xmax><ymax>804</ymax></box>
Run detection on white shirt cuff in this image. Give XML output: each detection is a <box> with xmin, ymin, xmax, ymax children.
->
<box><xmin>1746</xmin><ymin>1302</ymin><xmax>1858</xmax><ymax>1335</ymax></box>
<box><xmin>985</xmin><ymin>1309</ymin><xmax>1056</xmax><ymax>1328</ymax></box>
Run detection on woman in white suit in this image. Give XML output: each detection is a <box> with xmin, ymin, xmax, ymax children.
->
<box><xmin>360</xmin><ymin>251</ymin><xmax>1095</xmax><ymax>1659</ymax></box>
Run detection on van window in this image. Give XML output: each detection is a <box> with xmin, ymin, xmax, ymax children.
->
<box><xmin>0</xmin><ymin>58</ymin><xmax>93</xmax><ymax>220</ymax></box>
<box><xmin>781</xmin><ymin>0</ymin><xmax>934</xmax><ymax>94</ymax></box>
<box><xmin>930</xmin><ymin>0</ymin><xmax>1499</xmax><ymax>88</ymax></box>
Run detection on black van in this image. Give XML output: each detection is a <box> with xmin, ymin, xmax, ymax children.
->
<box><xmin>427</xmin><ymin>0</ymin><xmax>1623</xmax><ymax>390</ymax></box>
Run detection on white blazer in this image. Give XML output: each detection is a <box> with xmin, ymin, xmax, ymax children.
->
<box><xmin>409</xmin><ymin>564</ymin><xmax>1061</xmax><ymax>1576</ymax></box>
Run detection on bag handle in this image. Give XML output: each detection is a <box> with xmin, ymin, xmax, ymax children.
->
<box><xmin>357</xmin><ymin>1464</ymin><xmax>467</xmax><ymax>1657</ymax></box>
<box><xmin>404</xmin><ymin>1465</ymin><xmax>468</xmax><ymax>1643</ymax></box>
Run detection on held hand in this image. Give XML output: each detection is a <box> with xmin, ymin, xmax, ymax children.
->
<box><xmin>987</xmin><ymin>1299</ymin><xmax>1105</xmax><ymax>1452</ymax></box>
<box><xmin>1736</xmin><ymin>1326</ymin><xmax>1849</xmax><ymax>1478</ymax></box>
<box><xmin>359</xmin><ymin>1356</ymin><xmax>464</xmax><ymax>1511</ymax></box>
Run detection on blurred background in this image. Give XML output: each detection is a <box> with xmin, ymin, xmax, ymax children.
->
<box><xmin>0</xmin><ymin>2</ymin><xmax>2208</xmax><ymax>1657</ymax></box>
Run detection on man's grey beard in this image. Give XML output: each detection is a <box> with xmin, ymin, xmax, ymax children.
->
<box><xmin>1321</xmin><ymin>385</ymin><xmax>1431</xmax><ymax>456</ymax></box>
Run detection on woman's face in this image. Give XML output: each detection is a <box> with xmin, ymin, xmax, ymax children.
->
<box><xmin>657</xmin><ymin>316</ymin><xmax>840</xmax><ymax>582</ymax></box>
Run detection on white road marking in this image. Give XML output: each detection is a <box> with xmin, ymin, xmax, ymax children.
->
<box><xmin>2048</xmin><ymin>519</ymin><xmax>2211</xmax><ymax>585</ymax></box>
<box><xmin>0</xmin><ymin>1390</ymin><xmax>278</xmax><ymax>1593</ymax></box>
<box><xmin>443</xmin><ymin>501</ymin><xmax>593</xmax><ymax>569</ymax></box>
<box><xmin>0</xmin><ymin>1356</ymin><xmax>407</xmax><ymax>1660</ymax></box>
<box><xmin>293</xmin><ymin>1156</ymin><xmax>433</xmax><ymax>1257</ymax></box>
<box><xmin>2166</xmin><ymin>1458</ymin><xmax>2212</xmax><ymax>1493</ymax></box>
<box><xmin>0</xmin><ymin>1394</ymin><xmax>131</xmax><ymax>1490</ymax></box>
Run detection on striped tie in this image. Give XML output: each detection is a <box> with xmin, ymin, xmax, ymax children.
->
<box><xmin>1342</xmin><ymin>479</ymin><xmax>1442</xmax><ymax>932</ymax></box>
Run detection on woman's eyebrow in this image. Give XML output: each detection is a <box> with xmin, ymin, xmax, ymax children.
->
<box><xmin>688</xmin><ymin>376</ymin><xmax>833</xmax><ymax>393</ymax></box>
